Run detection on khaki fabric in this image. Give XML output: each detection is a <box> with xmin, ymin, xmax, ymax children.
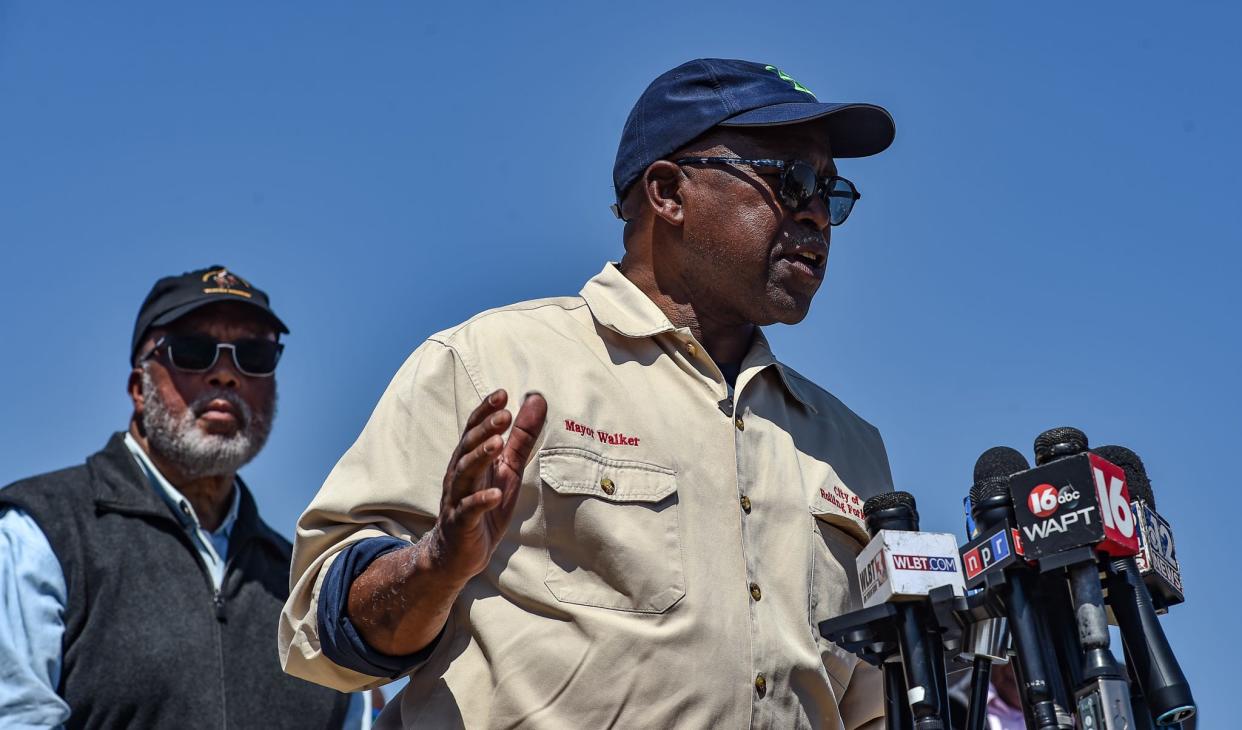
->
<box><xmin>280</xmin><ymin>263</ymin><xmax>895</xmax><ymax>729</ymax></box>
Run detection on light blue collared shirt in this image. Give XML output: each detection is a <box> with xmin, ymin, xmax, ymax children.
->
<box><xmin>122</xmin><ymin>433</ymin><xmax>240</xmax><ymax>590</ymax></box>
<box><xmin>0</xmin><ymin>507</ymin><xmax>69</xmax><ymax>728</ymax></box>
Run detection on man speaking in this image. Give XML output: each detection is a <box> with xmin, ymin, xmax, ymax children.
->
<box><xmin>281</xmin><ymin>59</ymin><xmax>897</xmax><ymax>728</ymax></box>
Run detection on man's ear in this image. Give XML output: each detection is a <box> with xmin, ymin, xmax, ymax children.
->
<box><xmin>642</xmin><ymin>160</ymin><xmax>686</xmax><ymax>227</ymax></box>
<box><xmin>128</xmin><ymin>365</ymin><xmax>145</xmax><ymax>419</ymax></box>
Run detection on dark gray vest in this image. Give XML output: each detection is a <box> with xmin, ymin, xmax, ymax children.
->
<box><xmin>0</xmin><ymin>433</ymin><xmax>349</xmax><ymax>730</ymax></box>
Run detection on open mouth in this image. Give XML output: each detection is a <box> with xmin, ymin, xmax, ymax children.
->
<box><xmin>791</xmin><ymin>250</ymin><xmax>825</xmax><ymax>269</ymax></box>
<box><xmin>780</xmin><ymin>246</ymin><xmax>827</xmax><ymax>275</ymax></box>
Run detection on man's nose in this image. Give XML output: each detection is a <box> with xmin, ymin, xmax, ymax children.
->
<box><xmin>206</xmin><ymin>347</ymin><xmax>240</xmax><ymax>388</ymax></box>
<box><xmin>792</xmin><ymin>194</ymin><xmax>831</xmax><ymax>232</ymax></box>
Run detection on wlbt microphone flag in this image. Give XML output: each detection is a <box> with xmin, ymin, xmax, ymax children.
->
<box><xmin>857</xmin><ymin>526</ymin><xmax>965</xmax><ymax>608</ymax></box>
<box><xmin>861</xmin><ymin>491</ymin><xmax>957</xmax><ymax>730</ymax></box>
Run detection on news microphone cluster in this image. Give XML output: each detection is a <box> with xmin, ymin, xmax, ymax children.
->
<box><xmin>817</xmin><ymin>427</ymin><xmax>1194</xmax><ymax>730</ymax></box>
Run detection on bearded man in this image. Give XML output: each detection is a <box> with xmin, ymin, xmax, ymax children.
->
<box><xmin>0</xmin><ymin>266</ymin><xmax>350</xmax><ymax>728</ymax></box>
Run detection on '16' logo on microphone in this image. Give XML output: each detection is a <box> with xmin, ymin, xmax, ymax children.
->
<box><xmin>1028</xmin><ymin>483</ymin><xmax>1080</xmax><ymax>518</ymax></box>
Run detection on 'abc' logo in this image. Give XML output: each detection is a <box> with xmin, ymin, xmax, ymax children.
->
<box><xmin>1028</xmin><ymin>483</ymin><xmax>1081</xmax><ymax>518</ymax></box>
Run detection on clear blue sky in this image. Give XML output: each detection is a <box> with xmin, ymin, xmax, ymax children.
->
<box><xmin>2</xmin><ymin>0</ymin><xmax>1237</xmax><ymax>718</ymax></box>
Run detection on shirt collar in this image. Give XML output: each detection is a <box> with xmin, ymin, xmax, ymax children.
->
<box><xmin>579</xmin><ymin>262</ymin><xmax>677</xmax><ymax>338</ymax></box>
<box><xmin>581</xmin><ymin>262</ymin><xmax>817</xmax><ymax>413</ymax></box>
<box><xmin>741</xmin><ymin>330</ymin><xmax>819</xmax><ymax>414</ymax></box>
<box><xmin>122</xmin><ymin>431</ymin><xmax>241</xmax><ymax>539</ymax></box>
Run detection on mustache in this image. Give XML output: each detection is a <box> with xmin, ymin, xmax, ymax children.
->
<box><xmin>784</xmin><ymin>230</ymin><xmax>828</xmax><ymax>250</ymax></box>
<box><xmin>188</xmin><ymin>388</ymin><xmax>253</xmax><ymax>428</ymax></box>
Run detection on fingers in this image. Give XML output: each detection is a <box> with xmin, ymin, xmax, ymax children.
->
<box><xmin>499</xmin><ymin>392</ymin><xmax>548</xmax><ymax>477</ymax></box>
<box><xmin>458</xmin><ymin>409</ymin><xmax>512</xmax><ymax>465</ymax></box>
<box><xmin>464</xmin><ymin>389</ymin><xmax>508</xmax><ymax>432</ymax></box>
<box><xmin>450</xmin><ymin>432</ymin><xmax>499</xmax><ymax>491</ymax></box>
<box><xmin>447</xmin><ymin>430</ymin><xmax>506</xmax><ymax>505</ymax></box>
<box><xmin>456</xmin><ymin>487</ymin><xmax>503</xmax><ymax>517</ymax></box>
<box><xmin>444</xmin><ymin>391</ymin><xmax>508</xmax><ymax>498</ymax></box>
<box><xmin>444</xmin><ymin>390</ymin><xmax>546</xmax><ymax>513</ymax></box>
<box><xmin>447</xmin><ymin>389</ymin><xmax>507</xmax><ymax>461</ymax></box>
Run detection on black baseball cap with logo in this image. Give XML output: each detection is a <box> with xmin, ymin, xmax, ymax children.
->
<box><xmin>130</xmin><ymin>265</ymin><xmax>289</xmax><ymax>364</ymax></box>
<box><xmin>612</xmin><ymin>58</ymin><xmax>896</xmax><ymax>211</ymax></box>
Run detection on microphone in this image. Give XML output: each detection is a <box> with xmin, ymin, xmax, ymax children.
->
<box><xmin>1094</xmin><ymin>445</ymin><xmax>1184</xmax><ymax>609</ymax></box>
<box><xmin>1092</xmin><ymin>445</ymin><xmax>1196</xmax><ymax>726</ymax></box>
<box><xmin>964</xmin><ymin>446</ymin><xmax>1070</xmax><ymax>730</ymax></box>
<box><xmin>1013</xmin><ymin>427</ymin><xmax>1141</xmax><ymax>560</ymax></box>
<box><xmin>859</xmin><ymin>493</ymin><xmax>966</xmax><ymax>609</ymax></box>
<box><xmin>861</xmin><ymin>491</ymin><xmax>961</xmax><ymax>730</ymax></box>
<box><xmin>1024</xmin><ymin>428</ymin><xmax>1135</xmax><ymax>730</ymax></box>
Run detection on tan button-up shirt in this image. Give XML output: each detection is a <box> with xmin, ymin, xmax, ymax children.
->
<box><xmin>281</xmin><ymin>263</ymin><xmax>895</xmax><ymax>729</ymax></box>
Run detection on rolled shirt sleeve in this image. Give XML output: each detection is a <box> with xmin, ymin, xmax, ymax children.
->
<box><xmin>316</xmin><ymin>535</ymin><xmax>442</xmax><ymax>678</ymax></box>
<box><xmin>279</xmin><ymin>339</ymin><xmax>479</xmax><ymax>692</ymax></box>
<box><xmin>0</xmin><ymin>507</ymin><xmax>71</xmax><ymax>728</ymax></box>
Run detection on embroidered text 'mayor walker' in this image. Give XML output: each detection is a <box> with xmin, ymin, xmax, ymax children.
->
<box><xmin>564</xmin><ymin>419</ymin><xmax>641</xmax><ymax>447</ymax></box>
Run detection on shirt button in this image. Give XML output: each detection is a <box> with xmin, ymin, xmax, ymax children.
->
<box><xmin>734</xmin><ymin>417</ymin><xmax>745</xmax><ymax>431</ymax></box>
<box><xmin>179</xmin><ymin>502</ymin><xmax>192</xmax><ymax>518</ymax></box>
<box><xmin>686</xmin><ymin>342</ymin><xmax>697</xmax><ymax>357</ymax></box>
<box><xmin>754</xmin><ymin>673</ymin><xmax>767</xmax><ymax>697</ymax></box>
<box><xmin>600</xmin><ymin>477</ymin><xmax>616</xmax><ymax>495</ymax></box>
<box><xmin>749</xmin><ymin>583</ymin><xmax>762</xmax><ymax>601</ymax></box>
<box><xmin>740</xmin><ymin>495</ymin><xmax>752</xmax><ymax>512</ymax></box>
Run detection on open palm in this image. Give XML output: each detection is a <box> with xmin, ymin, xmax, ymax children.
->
<box><xmin>436</xmin><ymin>389</ymin><xmax>547</xmax><ymax>579</ymax></box>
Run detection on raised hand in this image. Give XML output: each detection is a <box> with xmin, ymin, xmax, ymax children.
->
<box><xmin>346</xmin><ymin>388</ymin><xmax>547</xmax><ymax>656</ymax></box>
<box><xmin>433</xmin><ymin>389</ymin><xmax>547</xmax><ymax>580</ymax></box>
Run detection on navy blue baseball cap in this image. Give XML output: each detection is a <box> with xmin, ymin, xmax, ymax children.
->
<box><xmin>612</xmin><ymin>58</ymin><xmax>895</xmax><ymax>209</ymax></box>
<box><xmin>130</xmin><ymin>265</ymin><xmax>289</xmax><ymax>364</ymax></box>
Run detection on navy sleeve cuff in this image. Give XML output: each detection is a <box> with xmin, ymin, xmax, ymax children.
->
<box><xmin>317</xmin><ymin>536</ymin><xmax>443</xmax><ymax>678</ymax></box>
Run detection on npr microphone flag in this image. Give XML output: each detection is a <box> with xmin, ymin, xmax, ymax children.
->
<box><xmin>856</xmin><ymin>529</ymin><xmax>965</xmax><ymax>608</ymax></box>
<box><xmin>959</xmin><ymin>524</ymin><xmax>1026</xmax><ymax>590</ymax></box>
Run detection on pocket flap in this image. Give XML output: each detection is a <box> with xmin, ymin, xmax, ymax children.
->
<box><xmin>540</xmin><ymin>447</ymin><xmax>676</xmax><ymax>503</ymax></box>
<box><xmin>811</xmin><ymin>481</ymin><xmax>871</xmax><ymax>546</ymax></box>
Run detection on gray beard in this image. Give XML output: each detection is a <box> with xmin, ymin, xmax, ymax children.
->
<box><xmin>140</xmin><ymin>365</ymin><xmax>276</xmax><ymax>480</ymax></box>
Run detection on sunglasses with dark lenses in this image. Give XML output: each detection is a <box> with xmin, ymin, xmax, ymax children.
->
<box><xmin>144</xmin><ymin>335</ymin><xmax>284</xmax><ymax>377</ymax></box>
<box><xmin>674</xmin><ymin>157</ymin><xmax>861</xmax><ymax>226</ymax></box>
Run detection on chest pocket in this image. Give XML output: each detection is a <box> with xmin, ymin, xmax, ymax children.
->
<box><xmin>539</xmin><ymin>447</ymin><xmax>684</xmax><ymax>613</ymax></box>
<box><xmin>811</xmin><ymin>512</ymin><xmax>868</xmax><ymax>695</ymax></box>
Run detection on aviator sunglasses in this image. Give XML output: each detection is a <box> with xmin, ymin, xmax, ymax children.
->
<box><xmin>142</xmin><ymin>334</ymin><xmax>284</xmax><ymax>377</ymax></box>
<box><xmin>674</xmin><ymin>157</ymin><xmax>861</xmax><ymax>226</ymax></box>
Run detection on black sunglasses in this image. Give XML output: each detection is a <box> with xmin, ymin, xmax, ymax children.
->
<box><xmin>142</xmin><ymin>335</ymin><xmax>283</xmax><ymax>377</ymax></box>
<box><xmin>674</xmin><ymin>157</ymin><xmax>861</xmax><ymax>226</ymax></box>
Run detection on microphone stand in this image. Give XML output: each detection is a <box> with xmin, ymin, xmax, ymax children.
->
<box><xmin>1123</xmin><ymin>648</ymin><xmax>1156</xmax><ymax>730</ymax></box>
<box><xmin>1033</xmin><ymin>571</ymin><xmax>1080</xmax><ymax>725</ymax></box>
<box><xmin>883</xmin><ymin>660</ymin><xmax>914</xmax><ymax>730</ymax></box>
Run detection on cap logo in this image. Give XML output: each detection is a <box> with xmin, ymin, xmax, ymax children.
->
<box><xmin>764</xmin><ymin>65</ymin><xmax>815</xmax><ymax>98</ymax></box>
<box><xmin>201</xmin><ymin>268</ymin><xmax>253</xmax><ymax>299</ymax></box>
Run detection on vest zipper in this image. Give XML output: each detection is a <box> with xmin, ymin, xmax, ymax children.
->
<box><xmin>213</xmin><ymin>547</ymin><xmax>246</xmax><ymax>728</ymax></box>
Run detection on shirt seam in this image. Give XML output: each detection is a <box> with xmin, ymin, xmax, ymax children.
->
<box><xmin>423</xmin><ymin>338</ymin><xmax>487</xmax><ymax>405</ymax></box>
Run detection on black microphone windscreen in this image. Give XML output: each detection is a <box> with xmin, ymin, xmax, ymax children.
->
<box><xmin>1034</xmin><ymin>426</ymin><xmax>1089</xmax><ymax>463</ymax></box>
<box><xmin>969</xmin><ymin>446</ymin><xmax>1030</xmax><ymax>508</ymax></box>
<box><xmin>862</xmin><ymin>490</ymin><xmax>917</xmax><ymax>517</ymax></box>
<box><xmin>973</xmin><ymin>446</ymin><xmax>1031</xmax><ymax>483</ymax></box>
<box><xmin>1093</xmin><ymin>445</ymin><xmax>1155</xmax><ymax>508</ymax></box>
<box><xmin>969</xmin><ymin>476</ymin><xmax>1011</xmax><ymax>508</ymax></box>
